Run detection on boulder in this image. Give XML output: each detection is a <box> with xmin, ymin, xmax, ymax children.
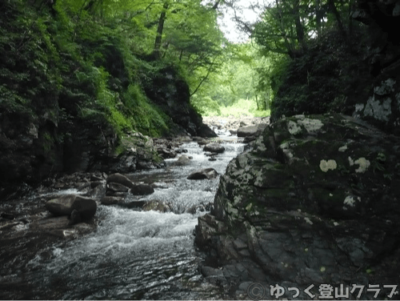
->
<box><xmin>157</xmin><ymin>147</ymin><xmax>177</xmax><ymax>159</ymax></box>
<box><xmin>203</xmin><ymin>143</ymin><xmax>225</xmax><ymax>154</ymax></box>
<box><xmin>187</xmin><ymin>168</ymin><xmax>219</xmax><ymax>180</ymax></box>
<box><xmin>100</xmin><ymin>196</ymin><xmax>124</xmax><ymax>205</ymax></box>
<box><xmin>107</xmin><ymin>182</ymin><xmax>130</xmax><ymax>193</ymax></box>
<box><xmin>237</xmin><ymin>124</ymin><xmax>268</xmax><ymax>137</ymax></box>
<box><xmin>196</xmin><ymin>114</ymin><xmax>400</xmax><ymax>298</ymax></box>
<box><xmin>131</xmin><ymin>184</ymin><xmax>155</xmax><ymax>195</ymax></box>
<box><xmin>45</xmin><ymin>195</ymin><xmax>97</xmax><ymax>222</ymax></box>
<box><xmin>174</xmin><ymin>155</ymin><xmax>191</xmax><ymax>166</ymax></box>
<box><xmin>107</xmin><ymin>173</ymin><xmax>154</xmax><ymax>195</ymax></box>
<box><xmin>197</xmin><ymin>139</ymin><xmax>209</xmax><ymax>146</ymax></box>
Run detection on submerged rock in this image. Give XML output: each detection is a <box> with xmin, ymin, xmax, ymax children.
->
<box><xmin>196</xmin><ymin>113</ymin><xmax>400</xmax><ymax>299</ymax></box>
<box><xmin>100</xmin><ymin>196</ymin><xmax>125</xmax><ymax>205</ymax></box>
<box><xmin>142</xmin><ymin>200</ymin><xmax>171</xmax><ymax>212</ymax></box>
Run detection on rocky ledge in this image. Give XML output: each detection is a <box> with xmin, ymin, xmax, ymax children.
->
<box><xmin>195</xmin><ymin>113</ymin><xmax>400</xmax><ymax>300</ymax></box>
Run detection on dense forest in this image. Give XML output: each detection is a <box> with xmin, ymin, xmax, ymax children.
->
<box><xmin>0</xmin><ymin>0</ymin><xmax>397</xmax><ymax>184</ymax></box>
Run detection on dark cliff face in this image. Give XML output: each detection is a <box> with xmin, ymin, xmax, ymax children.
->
<box><xmin>196</xmin><ymin>114</ymin><xmax>400</xmax><ymax>298</ymax></box>
<box><xmin>351</xmin><ymin>0</ymin><xmax>400</xmax><ymax>134</ymax></box>
<box><xmin>271</xmin><ymin>0</ymin><xmax>400</xmax><ymax>136</ymax></box>
<box><xmin>142</xmin><ymin>66</ymin><xmax>217</xmax><ymax>138</ymax></box>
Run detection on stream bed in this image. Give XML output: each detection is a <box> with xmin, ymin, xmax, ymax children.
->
<box><xmin>0</xmin><ymin>134</ymin><xmax>245</xmax><ymax>299</ymax></box>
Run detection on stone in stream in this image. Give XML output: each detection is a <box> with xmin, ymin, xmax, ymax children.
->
<box><xmin>107</xmin><ymin>173</ymin><xmax>154</xmax><ymax>195</ymax></box>
<box><xmin>187</xmin><ymin>168</ymin><xmax>219</xmax><ymax>180</ymax></box>
<box><xmin>107</xmin><ymin>182</ymin><xmax>130</xmax><ymax>193</ymax></box>
<box><xmin>142</xmin><ymin>200</ymin><xmax>171</xmax><ymax>212</ymax></box>
<box><xmin>203</xmin><ymin>143</ymin><xmax>225</xmax><ymax>154</ymax></box>
<box><xmin>197</xmin><ymin>139</ymin><xmax>209</xmax><ymax>146</ymax></box>
<box><xmin>237</xmin><ymin>124</ymin><xmax>267</xmax><ymax>137</ymax></box>
<box><xmin>45</xmin><ymin>195</ymin><xmax>97</xmax><ymax>225</ymax></box>
<box><xmin>100</xmin><ymin>196</ymin><xmax>124</xmax><ymax>205</ymax></box>
<box><xmin>174</xmin><ymin>155</ymin><xmax>191</xmax><ymax>166</ymax></box>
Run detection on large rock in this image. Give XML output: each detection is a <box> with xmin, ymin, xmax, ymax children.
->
<box><xmin>46</xmin><ymin>195</ymin><xmax>97</xmax><ymax>222</ymax></box>
<box><xmin>203</xmin><ymin>143</ymin><xmax>225</xmax><ymax>154</ymax></box>
<box><xmin>237</xmin><ymin>124</ymin><xmax>268</xmax><ymax>143</ymax></box>
<box><xmin>107</xmin><ymin>173</ymin><xmax>154</xmax><ymax>195</ymax></box>
<box><xmin>188</xmin><ymin>168</ymin><xmax>219</xmax><ymax>180</ymax></box>
<box><xmin>196</xmin><ymin>114</ymin><xmax>400</xmax><ymax>299</ymax></box>
<box><xmin>174</xmin><ymin>155</ymin><xmax>191</xmax><ymax>166</ymax></box>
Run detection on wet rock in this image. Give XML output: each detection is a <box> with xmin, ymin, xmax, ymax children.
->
<box><xmin>208</xmin><ymin>156</ymin><xmax>217</xmax><ymax>162</ymax></box>
<box><xmin>237</xmin><ymin>124</ymin><xmax>268</xmax><ymax>143</ymax></box>
<box><xmin>136</xmin><ymin>161</ymin><xmax>156</xmax><ymax>170</ymax></box>
<box><xmin>187</xmin><ymin>168</ymin><xmax>219</xmax><ymax>180</ymax></box>
<box><xmin>90</xmin><ymin>181</ymin><xmax>105</xmax><ymax>188</ymax></box>
<box><xmin>142</xmin><ymin>200</ymin><xmax>171</xmax><ymax>212</ymax></box>
<box><xmin>106</xmin><ymin>191</ymin><xmax>127</xmax><ymax>197</ymax></box>
<box><xmin>30</xmin><ymin>215</ymin><xmax>97</xmax><ymax>237</ymax></box>
<box><xmin>100</xmin><ymin>196</ymin><xmax>125</xmax><ymax>205</ymax></box>
<box><xmin>90</xmin><ymin>181</ymin><xmax>107</xmax><ymax>200</ymax></box>
<box><xmin>107</xmin><ymin>173</ymin><xmax>154</xmax><ymax>195</ymax></box>
<box><xmin>174</xmin><ymin>155</ymin><xmax>191</xmax><ymax>166</ymax></box>
<box><xmin>197</xmin><ymin>139</ymin><xmax>209</xmax><ymax>146</ymax></box>
<box><xmin>203</xmin><ymin>143</ymin><xmax>225</xmax><ymax>154</ymax></box>
<box><xmin>45</xmin><ymin>195</ymin><xmax>97</xmax><ymax>222</ymax></box>
<box><xmin>123</xmin><ymin>200</ymin><xmax>147</xmax><ymax>209</ymax></box>
<box><xmin>175</xmin><ymin>148</ymin><xmax>188</xmax><ymax>154</ymax></box>
<box><xmin>90</xmin><ymin>174</ymin><xmax>104</xmax><ymax>181</ymax></box>
<box><xmin>157</xmin><ymin>147</ymin><xmax>177</xmax><ymax>159</ymax></box>
<box><xmin>200</xmin><ymin>266</ymin><xmax>226</xmax><ymax>285</ymax></box>
<box><xmin>107</xmin><ymin>182</ymin><xmax>130</xmax><ymax>193</ymax></box>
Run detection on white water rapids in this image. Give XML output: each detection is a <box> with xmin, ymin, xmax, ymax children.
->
<box><xmin>26</xmin><ymin>133</ymin><xmax>245</xmax><ymax>299</ymax></box>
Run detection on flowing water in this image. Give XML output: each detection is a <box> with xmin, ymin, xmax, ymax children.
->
<box><xmin>13</xmin><ymin>132</ymin><xmax>244</xmax><ymax>299</ymax></box>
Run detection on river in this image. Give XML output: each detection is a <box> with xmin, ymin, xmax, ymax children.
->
<box><xmin>4</xmin><ymin>132</ymin><xmax>244</xmax><ymax>299</ymax></box>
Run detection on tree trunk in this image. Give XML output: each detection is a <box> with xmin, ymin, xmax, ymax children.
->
<box><xmin>274</xmin><ymin>0</ymin><xmax>296</xmax><ymax>58</ymax></box>
<box><xmin>153</xmin><ymin>1</ymin><xmax>169</xmax><ymax>59</ymax></box>
<box><xmin>292</xmin><ymin>0</ymin><xmax>307</xmax><ymax>52</ymax></box>
<box><xmin>327</xmin><ymin>0</ymin><xmax>347</xmax><ymax>39</ymax></box>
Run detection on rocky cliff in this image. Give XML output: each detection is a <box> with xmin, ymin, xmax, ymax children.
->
<box><xmin>352</xmin><ymin>0</ymin><xmax>400</xmax><ymax>135</ymax></box>
<box><xmin>0</xmin><ymin>1</ymin><xmax>217</xmax><ymax>197</ymax></box>
<box><xmin>196</xmin><ymin>114</ymin><xmax>400</xmax><ymax>299</ymax></box>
